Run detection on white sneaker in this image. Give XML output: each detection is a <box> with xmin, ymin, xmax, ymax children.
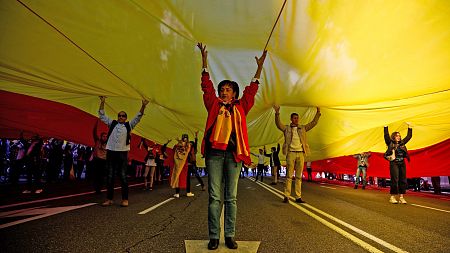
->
<box><xmin>35</xmin><ymin>189</ymin><xmax>43</xmax><ymax>194</ymax></box>
<box><xmin>399</xmin><ymin>196</ymin><xmax>407</xmax><ymax>204</ymax></box>
<box><xmin>186</xmin><ymin>192</ymin><xmax>194</xmax><ymax>197</ymax></box>
<box><xmin>173</xmin><ymin>193</ymin><xmax>180</xmax><ymax>198</ymax></box>
<box><xmin>389</xmin><ymin>196</ymin><xmax>398</xmax><ymax>204</ymax></box>
<box><xmin>22</xmin><ymin>190</ymin><xmax>31</xmax><ymax>194</ymax></box>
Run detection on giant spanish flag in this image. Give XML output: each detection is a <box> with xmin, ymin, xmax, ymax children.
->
<box><xmin>0</xmin><ymin>0</ymin><xmax>449</xmax><ymax>176</ymax></box>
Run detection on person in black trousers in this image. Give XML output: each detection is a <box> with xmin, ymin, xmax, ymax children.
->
<box><xmin>98</xmin><ymin>96</ymin><xmax>148</xmax><ymax>207</ymax></box>
<box><xmin>384</xmin><ymin>123</ymin><xmax>412</xmax><ymax>204</ymax></box>
<box><xmin>264</xmin><ymin>144</ymin><xmax>281</xmax><ymax>185</ymax></box>
<box><xmin>186</xmin><ymin>131</ymin><xmax>205</xmax><ymax>193</ymax></box>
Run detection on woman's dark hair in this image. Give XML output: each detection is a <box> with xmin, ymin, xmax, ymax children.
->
<box><xmin>217</xmin><ymin>80</ymin><xmax>240</xmax><ymax>99</ymax></box>
<box><xmin>390</xmin><ymin>131</ymin><xmax>401</xmax><ymax>141</ymax></box>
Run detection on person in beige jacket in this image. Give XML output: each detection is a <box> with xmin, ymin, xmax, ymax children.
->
<box><xmin>273</xmin><ymin>105</ymin><xmax>321</xmax><ymax>203</ymax></box>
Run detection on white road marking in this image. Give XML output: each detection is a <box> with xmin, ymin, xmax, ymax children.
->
<box><xmin>0</xmin><ymin>203</ymin><xmax>97</xmax><ymax>229</ymax></box>
<box><xmin>0</xmin><ymin>183</ymin><xmax>144</xmax><ymax>210</ymax></box>
<box><xmin>139</xmin><ymin>198</ymin><xmax>175</xmax><ymax>214</ymax></box>
<box><xmin>320</xmin><ymin>182</ymin><xmax>349</xmax><ymax>188</ymax></box>
<box><xmin>410</xmin><ymin>204</ymin><xmax>450</xmax><ymax>213</ymax></box>
<box><xmin>320</xmin><ymin>185</ymin><xmax>337</xmax><ymax>190</ymax></box>
<box><xmin>254</xmin><ymin>180</ymin><xmax>409</xmax><ymax>253</ymax></box>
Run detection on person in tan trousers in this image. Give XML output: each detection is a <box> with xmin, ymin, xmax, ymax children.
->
<box><xmin>273</xmin><ymin>105</ymin><xmax>321</xmax><ymax>203</ymax></box>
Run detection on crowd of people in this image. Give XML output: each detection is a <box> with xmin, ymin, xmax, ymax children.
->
<box><xmin>0</xmin><ymin>135</ymin><xmax>96</xmax><ymax>194</ymax></box>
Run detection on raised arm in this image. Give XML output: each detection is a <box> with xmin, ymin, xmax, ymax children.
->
<box><xmin>403</xmin><ymin>123</ymin><xmax>413</xmax><ymax>144</ymax></box>
<box><xmin>140</xmin><ymin>99</ymin><xmax>149</xmax><ymax>114</ymax></box>
<box><xmin>273</xmin><ymin>105</ymin><xmax>286</xmax><ymax>131</ymax></box>
<box><xmin>304</xmin><ymin>107</ymin><xmax>321</xmax><ymax>132</ymax></box>
<box><xmin>253</xmin><ymin>50</ymin><xmax>267</xmax><ymax>80</ymax></box>
<box><xmin>93</xmin><ymin>120</ymin><xmax>99</xmax><ymax>142</ymax></box>
<box><xmin>240</xmin><ymin>51</ymin><xmax>268</xmax><ymax>114</ymax></box>
<box><xmin>129</xmin><ymin>99</ymin><xmax>149</xmax><ymax>129</ymax></box>
<box><xmin>140</xmin><ymin>138</ymin><xmax>149</xmax><ymax>150</ymax></box>
<box><xmin>161</xmin><ymin>139</ymin><xmax>171</xmax><ymax>156</ymax></box>
<box><xmin>197</xmin><ymin>43</ymin><xmax>217</xmax><ymax>110</ymax></box>
<box><xmin>193</xmin><ymin>131</ymin><xmax>199</xmax><ymax>153</ymax></box>
<box><xmin>197</xmin><ymin>42</ymin><xmax>208</xmax><ymax>70</ymax></box>
<box><xmin>98</xmin><ymin>96</ymin><xmax>112</xmax><ymax>126</ymax></box>
<box><xmin>263</xmin><ymin>146</ymin><xmax>271</xmax><ymax>157</ymax></box>
<box><xmin>384</xmin><ymin>126</ymin><xmax>391</xmax><ymax>145</ymax></box>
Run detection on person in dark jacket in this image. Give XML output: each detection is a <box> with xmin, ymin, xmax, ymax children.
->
<box><xmin>384</xmin><ymin>123</ymin><xmax>412</xmax><ymax>204</ymax></box>
<box><xmin>264</xmin><ymin>144</ymin><xmax>281</xmax><ymax>185</ymax></box>
<box><xmin>187</xmin><ymin>131</ymin><xmax>205</xmax><ymax>192</ymax></box>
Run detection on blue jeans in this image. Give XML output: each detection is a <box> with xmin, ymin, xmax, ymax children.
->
<box><xmin>355</xmin><ymin>166</ymin><xmax>367</xmax><ymax>186</ymax></box>
<box><xmin>206</xmin><ymin>149</ymin><xmax>241</xmax><ymax>239</ymax></box>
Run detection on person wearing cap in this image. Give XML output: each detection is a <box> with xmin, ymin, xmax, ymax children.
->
<box><xmin>197</xmin><ymin>42</ymin><xmax>267</xmax><ymax>250</ymax></box>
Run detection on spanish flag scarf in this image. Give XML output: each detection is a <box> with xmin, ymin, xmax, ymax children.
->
<box><xmin>209</xmin><ymin>103</ymin><xmax>248</xmax><ymax>158</ymax></box>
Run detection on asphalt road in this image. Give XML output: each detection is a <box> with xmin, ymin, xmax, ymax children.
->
<box><xmin>0</xmin><ymin>177</ymin><xmax>449</xmax><ymax>253</ymax></box>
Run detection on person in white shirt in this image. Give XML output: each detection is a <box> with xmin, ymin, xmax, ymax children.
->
<box><xmin>98</xmin><ymin>96</ymin><xmax>148</xmax><ymax>207</ymax></box>
<box><xmin>251</xmin><ymin>149</ymin><xmax>266</xmax><ymax>182</ymax></box>
<box><xmin>273</xmin><ymin>105</ymin><xmax>321</xmax><ymax>203</ymax></box>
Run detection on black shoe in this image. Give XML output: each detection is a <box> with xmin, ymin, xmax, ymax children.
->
<box><xmin>283</xmin><ymin>197</ymin><xmax>289</xmax><ymax>203</ymax></box>
<box><xmin>270</xmin><ymin>182</ymin><xmax>277</xmax><ymax>185</ymax></box>
<box><xmin>207</xmin><ymin>239</ymin><xmax>219</xmax><ymax>250</ymax></box>
<box><xmin>354</xmin><ymin>185</ymin><xmax>358</xmax><ymax>189</ymax></box>
<box><xmin>225</xmin><ymin>237</ymin><xmax>238</xmax><ymax>249</ymax></box>
<box><xmin>295</xmin><ymin>198</ymin><xmax>305</xmax><ymax>203</ymax></box>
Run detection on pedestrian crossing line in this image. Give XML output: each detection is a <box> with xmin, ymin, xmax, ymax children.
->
<box><xmin>138</xmin><ymin>198</ymin><xmax>175</xmax><ymax>215</ymax></box>
<box><xmin>410</xmin><ymin>204</ymin><xmax>450</xmax><ymax>213</ymax></box>
<box><xmin>252</xmin><ymin>179</ymin><xmax>409</xmax><ymax>253</ymax></box>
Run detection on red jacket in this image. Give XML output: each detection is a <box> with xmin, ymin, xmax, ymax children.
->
<box><xmin>200</xmin><ymin>72</ymin><xmax>259</xmax><ymax>165</ymax></box>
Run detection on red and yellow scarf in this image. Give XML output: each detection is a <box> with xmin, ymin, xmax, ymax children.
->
<box><xmin>209</xmin><ymin>104</ymin><xmax>248</xmax><ymax>158</ymax></box>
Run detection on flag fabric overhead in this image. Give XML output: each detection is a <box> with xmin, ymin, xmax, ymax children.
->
<box><xmin>1</xmin><ymin>0</ymin><xmax>449</xmax><ymax>175</ymax></box>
